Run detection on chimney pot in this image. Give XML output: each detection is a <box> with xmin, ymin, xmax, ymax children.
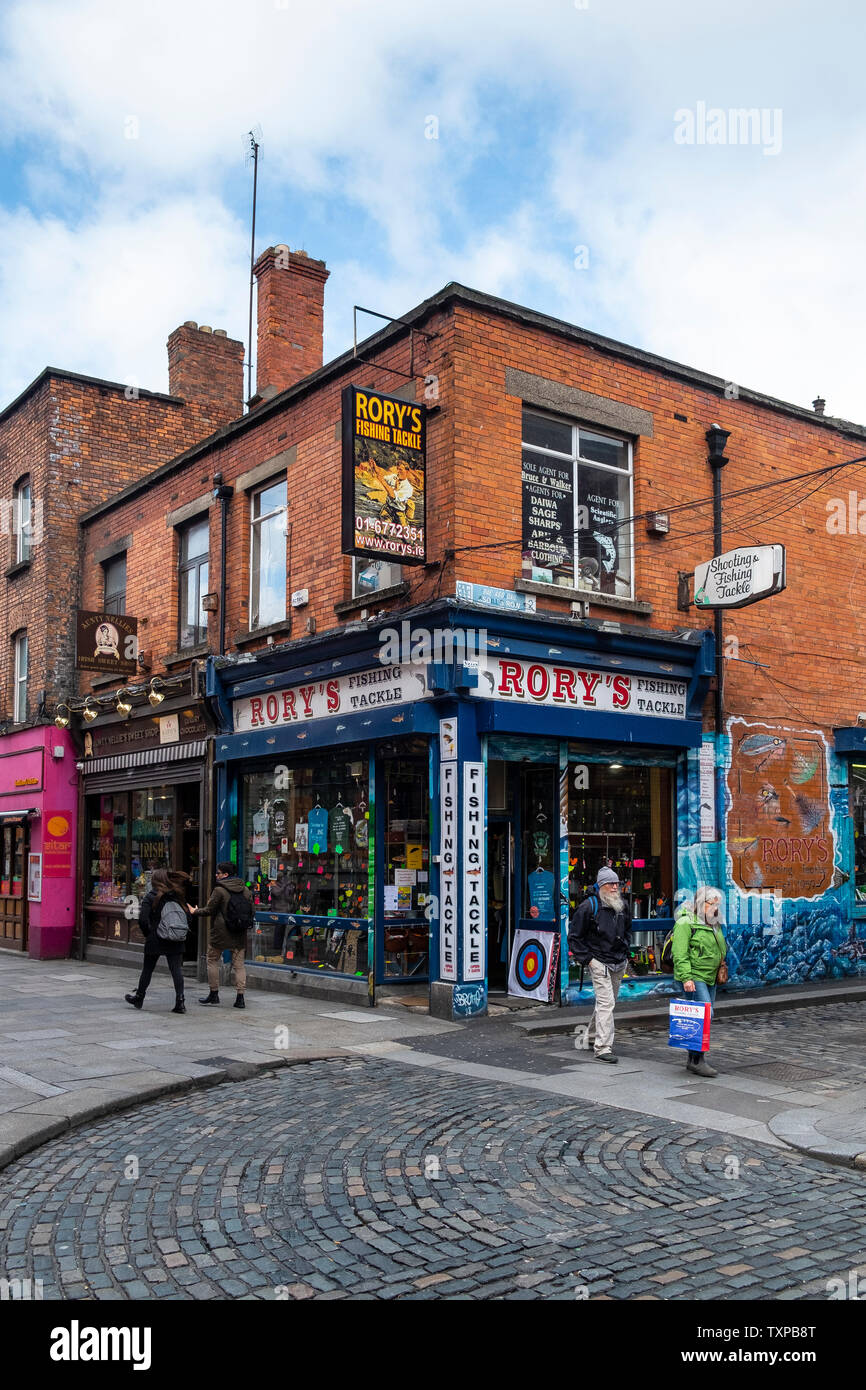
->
<box><xmin>214</xmin><ymin>328</ymin><xmax>227</xmax><ymax>337</ymax></box>
<box><xmin>812</xmin><ymin>395</ymin><xmax>826</xmax><ymax>415</ymax></box>
<box><xmin>184</xmin><ymin>320</ymin><xmax>198</xmax><ymax>329</ymax></box>
<box><xmin>199</xmin><ymin>325</ymin><xmax>212</xmax><ymax>334</ymax></box>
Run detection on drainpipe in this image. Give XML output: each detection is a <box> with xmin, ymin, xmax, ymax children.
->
<box><xmin>706</xmin><ymin>424</ymin><xmax>731</xmax><ymax>883</ymax></box>
<box><xmin>213</xmin><ymin>475</ymin><xmax>234</xmax><ymax>657</ymax></box>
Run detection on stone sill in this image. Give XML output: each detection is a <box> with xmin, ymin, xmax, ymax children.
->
<box><xmin>334</xmin><ymin>582</ymin><xmax>410</xmax><ymax>616</ymax></box>
<box><xmin>233</xmin><ymin>618</ymin><xmax>293</xmax><ymax>648</ymax></box>
<box><xmin>5</xmin><ymin>560</ymin><xmax>31</xmax><ymax>580</ymax></box>
<box><xmin>514</xmin><ymin>578</ymin><xmax>652</xmax><ymax>616</ymax></box>
<box><xmin>163</xmin><ymin>643</ymin><xmax>209</xmax><ymax>667</ymax></box>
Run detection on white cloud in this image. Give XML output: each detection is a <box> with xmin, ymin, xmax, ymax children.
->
<box><xmin>0</xmin><ymin>0</ymin><xmax>864</xmax><ymax>422</ymax></box>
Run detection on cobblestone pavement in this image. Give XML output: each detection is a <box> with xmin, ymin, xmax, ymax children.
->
<box><xmin>1</xmin><ymin>1057</ymin><xmax>865</xmax><ymax>1301</ymax></box>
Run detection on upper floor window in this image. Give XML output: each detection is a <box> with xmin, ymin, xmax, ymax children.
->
<box><xmin>178</xmin><ymin>517</ymin><xmax>209</xmax><ymax>649</ymax></box>
<box><xmin>103</xmin><ymin>554</ymin><xmax>127</xmax><ymax>616</ymax></box>
<box><xmin>521</xmin><ymin>410</ymin><xmax>634</xmax><ymax>599</ymax></box>
<box><xmin>250</xmin><ymin>479</ymin><xmax>287</xmax><ymax>630</ymax></box>
<box><xmin>12</xmin><ymin>631</ymin><xmax>27</xmax><ymax>724</ymax></box>
<box><xmin>13</xmin><ymin>478</ymin><xmax>32</xmax><ymax>565</ymax></box>
<box><xmin>352</xmin><ymin>558</ymin><xmax>402</xmax><ymax>598</ymax></box>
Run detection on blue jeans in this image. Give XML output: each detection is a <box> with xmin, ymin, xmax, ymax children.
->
<box><xmin>677</xmin><ymin>979</ymin><xmax>716</xmax><ymax>1059</ymax></box>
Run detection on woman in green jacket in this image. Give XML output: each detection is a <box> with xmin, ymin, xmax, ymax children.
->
<box><xmin>672</xmin><ymin>885</ymin><xmax>727</xmax><ymax>1078</ymax></box>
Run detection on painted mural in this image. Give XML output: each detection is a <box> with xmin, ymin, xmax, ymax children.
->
<box><xmin>726</xmin><ymin>720</ymin><xmax>834</xmax><ymax>899</ymax></box>
<box><xmin>675</xmin><ymin>732</ymin><xmax>864</xmax><ymax>992</ymax></box>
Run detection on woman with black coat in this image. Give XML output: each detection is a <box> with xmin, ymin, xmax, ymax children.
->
<box><xmin>124</xmin><ymin>868</ymin><xmax>191</xmax><ymax>1014</ymax></box>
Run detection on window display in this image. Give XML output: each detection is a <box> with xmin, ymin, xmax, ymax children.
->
<box><xmin>86</xmin><ymin>785</ymin><xmax>199</xmax><ymax>905</ymax></box>
<box><xmin>382</xmin><ymin>743</ymin><xmax>429</xmax><ymax>978</ymax></box>
<box><xmin>851</xmin><ymin>765</ymin><xmax>866</xmax><ymax>901</ymax></box>
<box><xmin>241</xmin><ymin>750</ymin><xmax>371</xmax><ymax>975</ymax></box>
<box><xmin>0</xmin><ymin>823</ymin><xmax>24</xmax><ymax>897</ymax></box>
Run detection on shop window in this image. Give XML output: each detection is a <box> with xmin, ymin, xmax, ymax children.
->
<box><xmin>521</xmin><ymin>408</ymin><xmax>634</xmax><ymax>598</ymax></box>
<box><xmin>249</xmin><ymin>479</ymin><xmax>287</xmax><ymax>630</ymax></box>
<box><xmin>568</xmin><ymin>757</ymin><xmax>674</xmax><ymax>968</ymax></box>
<box><xmin>241</xmin><ymin>750</ymin><xmax>371</xmax><ymax>974</ymax></box>
<box><xmin>352</xmin><ymin>557</ymin><xmax>402</xmax><ymax>598</ymax></box>
<box><xmin>86</xmin><ymin>793</ymin><xmax>130</xmax><ymax>905</ymax></box>
<box><xmin>1</xmin><ymin>824</ymin><xmax>24</xmax><ymax>897</ymax></box>
<box><xmin>521</xmin><ymin>765</ymin><xmax>557</xmax><ymax>923</ymax></box>
<box><xmin>178</xmin><ymin>517</ymin><xmax>209</xmax><ymax>649</ymax></box>
<box><xmin>12</xmin><ymin>631</ymin><xmax>27</xmax><ymax>724</ymax></box>
<box><xmin>103</xmin><ymin>553</ymin><xmax>127</xmax><ymax>616</ymax></box>
<box><xmin>86</xmin><ymin>785</ymin><xmax>193</xmax><ymax>907</ymax></box>
<box><xmin>382</xmin><ymin>745</ymin><xmax>429</xmax><ymax>977</ymax></box>
<box><xmin>851</xmin><ymin>765</ymin><xmax>866</xmax><ymax>902</ymax></box>
<box><xmin>13</xmin><ymin>477</ymin><xmax>32</xmax><ymax>565</ymax></box>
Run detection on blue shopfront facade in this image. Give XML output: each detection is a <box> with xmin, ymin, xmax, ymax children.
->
<box><xmin>206</xmin><ymin>599</ymin><xmax>715</xmax><ymax>1016</ymax></box>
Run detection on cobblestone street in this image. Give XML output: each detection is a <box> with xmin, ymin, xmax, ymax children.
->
<box><xmin>2</xmin><ymin>1056</ymin><xmax>866</xmax><ymax>1301</ymax></box>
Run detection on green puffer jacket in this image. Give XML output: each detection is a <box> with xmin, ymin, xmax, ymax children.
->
<box><xmin>672</xmin><ymin>908</ymin><xmax>727</xmax><ymax>984</ymax></box>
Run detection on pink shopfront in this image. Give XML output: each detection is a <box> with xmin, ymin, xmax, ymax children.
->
<box><xmin>0</xmin><ymin>727</ymin><xmax>77</xmax><ymax>958</ymax></box>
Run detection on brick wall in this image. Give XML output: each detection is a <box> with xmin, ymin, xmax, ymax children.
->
<box><xmin>77</xmin><ymin>291</ymin><xmax>866</xmax><ymax>747</ymax></box>
<box><xmin>0</xmin><ymin>323</ymin><xmax>244</xmax><ymax>718</ymax></box>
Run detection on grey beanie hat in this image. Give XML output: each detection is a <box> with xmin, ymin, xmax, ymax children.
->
<box><xmin>596</xmin><ymin>867</ymin><xmax>620</xmax><ymax>887</ymax></box>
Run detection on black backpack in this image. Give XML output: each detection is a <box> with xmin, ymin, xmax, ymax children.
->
<box><xmin>224</xmin><ymin>887</ymin><xmax>253</xmax><ymax>935</ymax></box>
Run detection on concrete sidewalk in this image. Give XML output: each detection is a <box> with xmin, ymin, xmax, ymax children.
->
<box><xmin>0</xmin><ymin>954</ymin><xmax>457</xmax><ymax>1173</ymax></box>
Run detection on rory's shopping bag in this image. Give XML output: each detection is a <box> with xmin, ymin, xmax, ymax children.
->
<box><xmin>668</xmin><ymin>997</ymin><xmax>711</xmax><ymax>1051</ymax></box>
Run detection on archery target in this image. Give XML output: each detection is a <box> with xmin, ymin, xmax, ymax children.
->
<box><xmin>508</xmin><ymin>928</ymin><xmax>559</xmax><ymax>1002</ymax></box>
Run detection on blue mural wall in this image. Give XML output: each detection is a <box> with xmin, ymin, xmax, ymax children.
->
<box><xmin>676</xmin><ymin>729</ymin><xmax>866</xmax><ymax>990</ymax></box>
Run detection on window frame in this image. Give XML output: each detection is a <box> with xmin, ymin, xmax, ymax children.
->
<box><xmin>102</xmin><ymin>553</ymin><xmax>127</xmax><ymax>616</ymax></box>
<box><xmin>521</xmin><ymin>409</ymin><xmax>635</xmax><ymax>600</ymax></box>
<box><xmin>249</xmin><ymin>478</ymin><xmax>288</xmax><ymax>631</ymax></box>
<box><xmin>177</xmin><ymin>516</ymin><xmax>210</xmax><ymax>650</ymax></box>
<box><xmin>351</xmin><ymin>556</ymin><xmax>403</xmax><ymax>598</ymax></box>
<box><xmin>13</xmin><ymin>478</ymin><xmax>32</xmax><ymax>565</ymax></box>
<box><xmin>12</xmin><ymin>631</ymin><xmax>27</xmax><ymax>724</ymax></box>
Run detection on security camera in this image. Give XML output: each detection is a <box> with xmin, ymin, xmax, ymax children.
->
<box><xmin>858</xmin><ymin>713</ymin><xmax>866</xmax><ymax>726</ymax></box>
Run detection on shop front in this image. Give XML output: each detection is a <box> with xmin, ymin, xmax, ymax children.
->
<box><xmin>208</xmin><ymin>600</ymin><xmax>714</xmax><ymax>1014</ymax></box>
<box><xmin>0</xmin><ymin>726</ymin><xmax>78</xmax><ymax>958</ymax></box>
<box><xmin>77</xmin><ymin>699</ymin><xmax>211</xmax><ymax>969</ymax></box>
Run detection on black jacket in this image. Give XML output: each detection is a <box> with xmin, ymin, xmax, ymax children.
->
<box><xmin>568</xmin><ymin>894</ymin><xmax>631</xmax><ymax>966</ymax></box>
<box><xmin>139</xmin><ymin>889</ymin><xmax>189</xmax><ymax>953</ymax></box>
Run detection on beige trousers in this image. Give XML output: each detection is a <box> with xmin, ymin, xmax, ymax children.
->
<box><xmin>588</xmin><ymin>958</ymin><xmax>626</xmax><ymax>1055</ymax></box>
<box><xmin>207</xmin><ymin>944</ymin><xmax>246</xmax><ymax>993</ymax></box>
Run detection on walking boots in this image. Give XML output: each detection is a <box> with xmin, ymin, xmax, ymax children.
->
<box><xmin>234</xmin><ymin>993</ymin><xmax>245</xmax><ymax>1009</ymax></box>
<box><xmin>198</xmin><ymin>991</ymin><xmax>220</xmax><ymax>1006</ymax></box>
<box><xmin>124</xmin><ymin>992</ymin><xmax>144</xmax><ymax>1010</ymax></box>
<box><xmin>172</xmin><ymin>996</ymin><xmax>186</xmax><ymax>1014</ymax></box>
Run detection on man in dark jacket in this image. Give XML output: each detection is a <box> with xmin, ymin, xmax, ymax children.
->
<box><xmin>568</xmin><ymin>866</ymin><xmax>631</xmax><ymax>1063</ymax></box>
<box><xmin>193</xmin><ymin>862</ymin><xmax>253</xmax><ymax>1009</ymax></box>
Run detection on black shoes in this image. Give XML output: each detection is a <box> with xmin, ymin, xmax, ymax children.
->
<box><xmin>199</xmin><ymin>991</ymin><xmax>220</xmax><ymax>1006</ymax></box>
<box><xmin>234</xmin><ymin>994</ymin><xmax>245</xmax><ymax>1009</ymax></box>
<box><xmin>595</xmin><ymin>1052</ymin><xmax>619</xmax><ymax>1063</ymax></box>
<box><xmin>125</xmin><ymin>992</ymin><xmax>143</xmax><ymax>1010</ymax></box>
<box><xmin>172</xmin><ymin>997</ymin><xmax>186</xmax><ymax>1014</ymax></box>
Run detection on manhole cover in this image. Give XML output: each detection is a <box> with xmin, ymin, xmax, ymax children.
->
<box><xmin>735</xmin><ymin>1061</ymin><xmax>831</xmax><ymax>1083</ymax></box>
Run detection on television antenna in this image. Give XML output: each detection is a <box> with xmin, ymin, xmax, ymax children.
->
<box><xmin>244</xmin><ymin>126</ymin><xmax>263</xmax><ymax>406</ymax></box>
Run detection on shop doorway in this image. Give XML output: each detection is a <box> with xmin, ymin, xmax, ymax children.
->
<box><xmin>486</xmin><ymin>761</ymin><xmax>559</xmax><ymax>994</ymax></box>
<box><xmin>0</xmin><ymin>820</ymin><xmax>27</xmax><ymax>950</ymax></box>
<box><xmin>487</xmin><ymin>818</ymin><xmax>513</xmax><ymax>990</ymax></box>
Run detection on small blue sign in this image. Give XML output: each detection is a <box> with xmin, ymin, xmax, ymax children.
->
<box><xmin>455</xmin><ymin>581</ymin><xmax>536</xmax><ymax>613</ymax></box>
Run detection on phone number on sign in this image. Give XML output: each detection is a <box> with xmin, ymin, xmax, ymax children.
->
<box><xmin>356</xmin><ymin>516</ymin><xmax>422</xmax><ymax>542</ymax></box>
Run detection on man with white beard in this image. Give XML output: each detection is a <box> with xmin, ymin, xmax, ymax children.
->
<box><xmin>567</xmin><ymin>866</ymin><xmax>632</xmax><ymax>1063</ymax></box>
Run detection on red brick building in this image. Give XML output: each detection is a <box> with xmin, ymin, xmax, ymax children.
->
<box><xmin>70</xmin><ymin>247</ymin><xmax>866</xmax><ymax>1011</ymax></box>
<box><xmin>0</xmin><ymin>322</ymin><xmax>244</xmax><ymax>956</ymax></box>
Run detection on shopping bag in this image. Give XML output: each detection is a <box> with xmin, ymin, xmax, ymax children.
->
<box><xmin>668</xmin><ymin>997</ymin><xmax>711</xmax><ymax>1051</ymax></box>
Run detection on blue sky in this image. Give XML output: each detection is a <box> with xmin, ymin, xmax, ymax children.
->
<box><xmin>1</xmin><ymin>0</ymin><xmax>864</xmax><ymax>421</ymax></box>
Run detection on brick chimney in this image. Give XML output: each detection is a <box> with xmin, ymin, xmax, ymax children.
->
<box><xmin>167</xmin><ymin>321</ymin><xmax>244</xmax><ymax>425</ymax></box>
<box><xmin>253</xmin><ymin>246</ymin><xmax>329</xmax><ymax>401</ymax></box>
